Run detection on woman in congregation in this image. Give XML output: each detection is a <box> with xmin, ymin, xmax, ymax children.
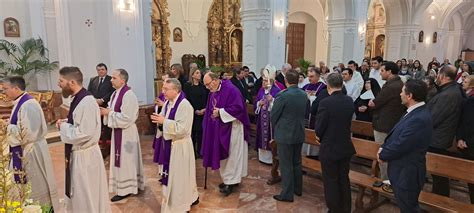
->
<box><xmin>456</xmin><ymin>74</ymin><xmax>474</xmax><ymax>204</ymax></box>
<box><xmin>183</xmin><ymin>67</ymin><xmax>209</xmax><ymax>158</ymax></box>
<box><xmin>411</xmin><ymin>60</ymin><xmax>426</xmax><ymax>80</ymax></box>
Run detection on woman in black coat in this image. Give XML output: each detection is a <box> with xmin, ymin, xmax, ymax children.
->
<box><xmin>183</xmin><ymin>68</ymin><xmax>209</xmax><ymax>158</ymax></box>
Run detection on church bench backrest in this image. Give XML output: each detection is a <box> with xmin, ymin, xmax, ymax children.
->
<box><xmin>426</xmin><ymin>153</ymin><xmax>474</xmax><ymax>184</ymax></box>
<box><xmin>352</xmin><ymin>138</ymin><xmax>379</xmax><ymax>160</ymax></box>
<box><xmin>246</xmin><ymin>103</ymin><xmax>255</xmax><ymax>117</ymax></box>
<box><xmin>351</xmin><ymin>120</ymin><xmax>374</xmax><ymax>138</ymax></box>
<box><xmin>304</xmin><ymin>128</ymin><xmax>318</xmax><ymax>146</ymax></box>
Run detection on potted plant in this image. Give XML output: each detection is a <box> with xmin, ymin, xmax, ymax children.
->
<box><xmin>0</xmin><ymin>38</ymin><xmax>58</xmax><ymax>83</ymax></box>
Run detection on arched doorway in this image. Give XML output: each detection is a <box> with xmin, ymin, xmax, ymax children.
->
<box><xmin>151</xmin><ymin>0</ymin><xmax>172</xmax><ymax>79</ymax></box>
<box><xmin>364</xmin><ymin>0</ymin><xmax>386</xmax><ymax>59</ymax></box>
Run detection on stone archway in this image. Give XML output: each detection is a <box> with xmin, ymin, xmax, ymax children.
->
<box><xmin>207</xmin><ymin>0</ymin><xmax>242</xmax><ymax>68</ymax></box>
<box><xmin>151</xmin><ymin>0</ymin><xmax>172</xmax><ymax>79</ymax></box>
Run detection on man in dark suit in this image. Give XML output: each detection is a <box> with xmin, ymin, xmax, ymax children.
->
<box><xmin>378</xmin><ymin>79</ymin><xmax>433</xmax><ymax>212</ymax></box>
<box><xmin>87</xmin><ymin>63</ymin><xmax>115</xmax><ymax>153</ymax></box>
<box><xmin>270</xmin><ymin>69</ymin><xmax>307</xmax><ymax>202</ymax></box>
<box><xmin>230</xmin><ymin>67</ymin><xmax>252</xmax><ymax>103</ymax></box>
<box><xmin>314</xmin><ymin>73</ymin><xmax>355</xmax><ymax>213</ymax></box>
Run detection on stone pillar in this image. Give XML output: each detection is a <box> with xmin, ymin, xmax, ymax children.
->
<box><xmin>241</xmin><ymin>0</ymin><xmax>287</xmax><ymax>76</ymax></box>
<box><xmin>385</xmin><ymin>25</ymin><xmax>419</xmax><ymax>60</ymax></box>
<box><xmin>107</xmin><ymin>0</ymin><xmax>155</xmax><ymax>104</ymax></box>
<box><xmin>326</xmin><ymin>0</ymin><xmax>369</xmax><ymax>67</ymax></box>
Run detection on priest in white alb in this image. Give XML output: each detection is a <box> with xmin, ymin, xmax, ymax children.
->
<box><xmin>100</xmin><ymin>69</ymin><xmax>145</xmax><ymax>202</ymax></box>
<box><xmin>56</xmin><ymin>66</ymin><xmax>110</xmax><ymax>212</ymax></box>
<box><xmin>3</xmin><ymin>76</ymin><xmax>60</xmax><ymax>211</ymax></box>
<box><xmin>151</xmin><ymin>78</ymin><xmax>199</xmax><ymax>212</ymax></box>
<box><xmin>201</xmin><ymin>72</ymin><xmax>251</xmax><ymax>196</ymax></box>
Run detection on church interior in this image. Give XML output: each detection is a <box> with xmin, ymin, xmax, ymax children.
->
<box><xmin>0</xmin><ymin>0</ymin><xmax>474</xmax><ymax>212</ymax></box>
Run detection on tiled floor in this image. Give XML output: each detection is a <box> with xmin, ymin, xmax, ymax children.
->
<box><xmin>46</xmin><ymin>134</ymin><xmax>469</xmax><ymax>212</ymax></box>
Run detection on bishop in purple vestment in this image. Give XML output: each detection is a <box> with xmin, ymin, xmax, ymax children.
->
<box><xmin>201</xmin><ymin>72</ymin><xmax>250</xmax><ymax>196</ymax></box>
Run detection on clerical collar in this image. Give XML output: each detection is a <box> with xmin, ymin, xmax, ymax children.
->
<box><xmin>169</xmin><ymin>93</ymin><xmax>181</xmax><ymax>105</ymax></box>
<box><xmin>13</xmin><ymin>92</ymin><xmax>26</xmax><ymax>104</ymax></box>
<box><xmin>216</xmin><ymin>81</ymin><xmax>222</xmax><ymax>92</ymax></box>
<box><xmin>406</xmin><ymin>102</ymin><xmax>425</xmax><ymax>115</ymax></box>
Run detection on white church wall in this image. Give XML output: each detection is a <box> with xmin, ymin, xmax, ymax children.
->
<box><xmin>415</xmin><ymin>8</ymin><xmax>449</xmax><ymax>65</ymax></box>
<box><xmin>289</xmin><ymin>0</ymin><xmax>328</xmax><ymax>65</ymax></box>
<box><xmin>465</xmin><ymin>27</ymin><xmax>474</xmax><ymax>51</ymax></box>
<box><xmin>167</xmin><ymin>0</ymin><xmax>213</xmax><ymax>66</ymax></box>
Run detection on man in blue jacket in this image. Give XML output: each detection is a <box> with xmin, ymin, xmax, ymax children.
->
<box><xmin>378</xmin><ymin>79</ymin><xmax>433</xmax><ymax>212</ymax></box>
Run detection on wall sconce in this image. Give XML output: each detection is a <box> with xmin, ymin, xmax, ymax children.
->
<box><xmin>119</xmin><ymin>0</ymin><xmax>134</xmax><ymax>12</ymax></box>
<box><xmin>274</xmin><ymin>18</ymin><xmax>284</xmax><ymax>28</ymax></box>
<box><xmin>358</xmin><ymin>25</ymin><xmax>366</xmax><ymax>41</ymax></box>
<box><xmin>430</xmin><ymin>15</ymin><xmax>436</xmax><ymax>20</ymax></box>
<box><xmin>425</xmin><ymin>36</ymin><xmax>431</xmax><ymax>44</ymax></box>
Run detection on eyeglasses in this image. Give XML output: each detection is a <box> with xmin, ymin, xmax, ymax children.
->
<box><xmin>204</xmin><ymin>79</ymin><xmax>215</xmax><ymax>88</ymax></box>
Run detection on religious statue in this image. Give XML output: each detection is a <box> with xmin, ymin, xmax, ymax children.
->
<box><xmin>433</xmin><ymin>32</ymin><xmax>438</xmax><ymax>43</ymax></box>
<box><xmin>231</xmin><ymin>36</ymin><xmax>239</xmax><ymax>62</ymax></box>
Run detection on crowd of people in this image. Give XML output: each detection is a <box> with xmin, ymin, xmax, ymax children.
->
<box><xmin>2</xmin><ymin>54</ymin><xmax>473</xmax><ymax>212</ymax></box>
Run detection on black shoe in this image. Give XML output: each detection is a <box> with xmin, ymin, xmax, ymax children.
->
<box><xmin>219</xmin><ymin>183</ymin><xmax>239</xmax><ymax>189</ymax></box>
<box><xmin>111</xmin><ymin>194</ymin><xmax>131</xmax><ymax>202</ymax></box>
<box><xmin>192</xmin><ymin>197</ymin><xmax>199</xmax><ymax>206</ymax></box>
<box><xmin>273</xmin><ymin>195</ymin><xmax>293</xmax><ymax>202</ymax></box>
<box><xmin>220</xmin><ymin>185</ymin><xmax>234</xmax><ymax>196</ymax></box>
<box><xmin>294</xmin><ymin>192</ymin><xmax>302</xmax><ymax>197</ymax></box>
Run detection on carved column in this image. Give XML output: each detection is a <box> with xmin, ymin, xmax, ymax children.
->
<box><xmin>241</xmin><ymin>0</ymin><xmax>287</xmax><ymax>76</ymax></box>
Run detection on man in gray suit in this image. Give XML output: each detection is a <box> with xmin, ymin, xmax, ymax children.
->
<box><xmin>271</xmin><ymin>69</ymin><xmax>308</xmax><ymax>202</ymax></box>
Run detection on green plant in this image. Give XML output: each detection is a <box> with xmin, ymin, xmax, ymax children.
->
<box><xmin>296</xmin><ymin>58</ymin><xmax>312</xmax><ymax>75</ymax></box>
<box><xmin>0</xmin><ymin>38</ymin><xmax>58</xmax><ymax>78</ymax></box>
<box><xmin>209</xmin><ymin>66</ymin><xmax>225</xmax><ymax>74</ymax></box>
<box><xmin>193</xmin><ymin>60</ymin><xmax>206</xmax><ymax>70</ymax></box>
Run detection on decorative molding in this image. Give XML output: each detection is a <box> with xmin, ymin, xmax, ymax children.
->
<box><xmin>151</xmin><ymin>0</ymin><xmax>172</xmax><ymax>79</ymax></box>
<box><xmin>257</xmin><ymin>20</ymin><xmax>270</xmax><ymax>30</ymax></box>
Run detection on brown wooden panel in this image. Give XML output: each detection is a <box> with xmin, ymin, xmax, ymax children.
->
<box><xmin>351</xmin><ymin>120</ymin><xmax>374</xmax><ymax>138</ymax></box>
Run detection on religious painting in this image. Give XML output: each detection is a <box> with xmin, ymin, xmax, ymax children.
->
<box><xmin>418</xmin><ymin>31</ymin><xmax>424</xmax><ymax>43</ymax></box>
<box><xmin>433</xmin><ymin>32</ymin><xmax>437</xmax><ymax>43</ymax></box>
<box><xmin>229</xmin><ymin>28</ymin><xmax>242</xmax><ymax>63</ymax></box>
<box><xmin>173</xmin><ymin>27</ymin><xmax>182</xmax><ymax>42</ymax></box>
<box><xmin>3</xmin><ymin>17</ymin><xmax>20</xmax><ymax>37</ymax></box>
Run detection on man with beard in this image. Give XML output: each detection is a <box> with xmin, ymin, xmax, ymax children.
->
<box><xmin>56</xmin><ymin>66</ymin><xmax>110</xmax><ymax>212</ymax></box>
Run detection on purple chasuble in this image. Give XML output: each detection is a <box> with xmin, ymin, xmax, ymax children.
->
<box><xmin>66</xmin><ymin>88</ymin><xmax>90</xmax><ymax>198</ymax></box>
<box><xmin>9</xmin><ymin>93</ymin><xmax>33</xmax><ymax>184</ymax></box>
<box><xmin>254</xmin><ymin>85</ymin><xmax>280</xmax><ymax>151</ymax></box>
<box><xmin>302</xmin><ymin>82</ymin><xmax>326</xmax><ymax>95</ymax></box>
<box><xmin>201</xmin><ymin>80</ymin><xmax>251</xmax><ymax>170</ymax></box>
<box><xmin>110</xmin><ymin>85</ymin><xmax>130</xmax><ymax>168</ymax></box>
<box><xmin>153</xmin><ymin>92</ymin><xmax>185</xmax><ymax>186</ymax></box>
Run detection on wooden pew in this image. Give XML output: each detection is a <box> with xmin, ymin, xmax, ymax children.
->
<box><xmin>302</xmin><ymin>130</ymin><xmax>474</xmax><ymax>212</ymax></box>
<box><xmin>351</xmin><ymin>120</ymin><xmax>374</xmax><ymax>140</ymax></box>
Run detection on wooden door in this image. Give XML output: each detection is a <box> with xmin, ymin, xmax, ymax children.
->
<box><xmin>286</xmin><ymin>23</ymin><xmax>305</xmax><ymax>68</ymax></box>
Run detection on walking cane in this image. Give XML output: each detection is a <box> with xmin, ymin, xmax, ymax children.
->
<box><xmin>204</xmin><ymin>167</ymin><xmax>208</xmax><ymax>189</ymax></box>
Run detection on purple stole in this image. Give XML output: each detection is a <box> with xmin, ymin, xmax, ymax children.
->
<box><xmin>65</xmin><ymin>88</ymin><xmax>90</xmax><ymax>197</ymax></box>
<box><xmin>255</xmin><ymin>86</ymin><xmax>280</xmax><ymax>151</ymax></box>
<box><xmin>9</xmin><ymin>93</ymin><xmax>33</xmax><ymax>184</ymax></box>
<box><xmin>154</xmin><ymin>92</ymin><xmax>185</xmax><ymax>186</ymax></box>
<box><xmin>110</xmin><ymin>85</ymin><xmax>130</xmax><ymax>168</ymax></box>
